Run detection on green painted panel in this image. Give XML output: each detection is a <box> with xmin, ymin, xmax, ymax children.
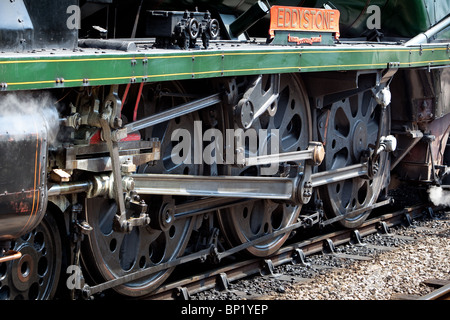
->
<box><xmin>0</xmin><ymin>43</ymin><xmax>449</xmax><ymax>92</ymax></box>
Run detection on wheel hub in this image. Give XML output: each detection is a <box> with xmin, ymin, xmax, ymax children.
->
<box><xmin>81</xmin><ymin>82</ymin><xmax>200</xmax><ymax>297</ymax></box>
<box><xmin>151</xmin><ymin>201</ymin><xmax>175</xmax><ymax>232</ymax></box>
<box><xmin>351</xmin><ymin>120</ymin><xmax>368</xmax><ymax>160</ymax></box>
<box><xmin>12</xmin><ymin>247</ymin><xmax>37</xmax><ymax>291</ymax></box>
<box><xmin>0</xmin><ymin>213</ymin><xmax>62</xmax><ymax>300</ymax></box>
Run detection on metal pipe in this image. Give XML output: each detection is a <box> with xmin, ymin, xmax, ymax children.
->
<box><xmin>0</xmin><ymin>250</ymin><xmax>22</xmax><ymax>263</ymax></box>
<box><xmin>229</xmin><ymin>1</ymin><xmax>270</xmax><ymax>38</ymax></box>
<box><xmin>405</xmin><ymin>14</ymin><xmax>450</xmax><ymax>46</ymax></box>
<box><xmin>47</xmin><ymin>181</ymin><xmax>92</xmax><ymax>197</ymax></box>
<box><xmin>78</xmin><ymin>39</ymin><xmax>137</xmax><ymax>52</ymax></box>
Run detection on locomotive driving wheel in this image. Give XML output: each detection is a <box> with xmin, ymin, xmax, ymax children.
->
<box><xmin>217</xmin><ymin>74</ymin><xmax>312</xmax><ymax>257</ymax></box>
<box><xmin>318</xmin><ymin>89</ymin><xmax>390</xmax><ymax>228</ymax></box>
<box><xmin>81</xmin><ymin>82</ymin><xmax>201</xmax><ymax>297</ymax></box>
<box><xmin>0</xmin><ymin>211</ymin><xmax>62</xmax><ymax>300</ymax></box>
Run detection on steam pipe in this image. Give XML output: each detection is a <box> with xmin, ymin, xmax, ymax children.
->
<box><xmin>47</xmin><ymin>181</ymin><xmax>92</xmax><ymax>197</ymax></box>
<box><xmin>229</xmin><ymin>1</ymin><xmax>270</xmax><ymax>38</ymax></box>
<box><xmin>0</xmin><ymin>250</ymin><xmax>22</xmax><ymax>263</ymax></box>
<box><xmin>47</xmin><ymin>174</ymin><xmax>125</xmax><ymax>199</ymax></box>
<box><xmin>405</xmin><ymin>14</ymin><xmax>450</xmax><ymax>46</ymax></box>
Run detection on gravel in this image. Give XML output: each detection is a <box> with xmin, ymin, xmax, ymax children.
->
<box><xmin>191</xmin><ymin>210</ymin><xmax>450</xmax><ymax>300</ymax></box>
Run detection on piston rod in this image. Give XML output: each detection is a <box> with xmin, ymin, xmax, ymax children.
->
<box><xmin>310</xmin><ymin>163</ymin><xmax>368</xmax><ymax>188</ymax></box>
<box><xmin>133</xmin><ymin>173</ymin><xmax>296</xmax><ymax>200</ymax></box>
<box><xmin>132</xmin><ymin>162</ymin><xmax>369</xmax><ymax>203</ymax></box>
<box><xmin>245</xmin><ymin>142</ymin><xmax>325</xmax><ymax>166</ymax></box>
<box><xmin>48</xmin><ymin>181</ymin><xmax>92</xmax><ymax>197</ymax></box>
<box><xmin>124</xmin><ymin>93</ymin><xmax>222</xmax><ymax>133</ymax></box>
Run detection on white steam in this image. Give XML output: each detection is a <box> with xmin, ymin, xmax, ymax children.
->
<box><xmin>428</xmin><ymin>185</ymin><xmax>450</xmax><ymax>207</ymax></box>
<box><xmin>0</xmin><ymin>92</ymin><xmax>60</xmax><ymax>145</ymax></box>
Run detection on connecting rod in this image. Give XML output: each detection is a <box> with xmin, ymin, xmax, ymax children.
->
<box><xmin>132</xmin><ymin>163</ymin><xmax>367</xmax><ymax>204</ymax></box>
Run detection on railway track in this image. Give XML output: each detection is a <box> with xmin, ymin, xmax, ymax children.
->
<box><xmin>145</xmin><ymin>203</ymin><xmax>438</xmax><ymax>300</ymax></box>
<box><xmin>418</xmin><ymin>280</ymin><xmax>450</xmax><ymax>300</ymax></box>
<box><xmin>392</xmin><ymin>279</ymin><xmax>450</xmax><ymax>300</ymax></box>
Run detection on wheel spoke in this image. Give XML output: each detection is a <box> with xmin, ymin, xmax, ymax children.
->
<box><xmin>320</xmin><ymin>89</ymin><xmax>390</xmax><ymax>228</ymax></box>
<box><xmin>0</xmin><ymin>213</ymin><xmax>62</xmax><ymax>300</ymax></box>
<box><xmin>81</xmin><ymin>82</ymin><xmax>199</xmax><ymax>297</ymax></box>
<box><xmin>217</xmin><ymin>74</ymin><xmax>310</xmax><ymax>257</ymax></box>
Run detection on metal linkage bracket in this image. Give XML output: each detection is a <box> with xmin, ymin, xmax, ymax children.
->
<box><xmin>124</xmin><ymin>93</ymin><xmax>222</xmax><ymax>134</ymax></box>
<box><xmin>236</xmin><ymin>74</ymin><xmax>280</xmax><ymax>129</ymax></box>
<box><xmin>378</xmin><ymin>221</ymin><xmax>391</xmax><ymax>234</ymax></box>
<box><xmin>403</xmin><ymin>212</ymin><xmax>413</xmax><ymax>227</ymax></box>
<box><xmin>100</xmin><ymin>116</ymin><xmax>150</xmax><ymax>233</ymax></box>
<box><xmin>380</xmin><ymin>62</ymin><xmax>400</xmax><ymax>84</ymax></box>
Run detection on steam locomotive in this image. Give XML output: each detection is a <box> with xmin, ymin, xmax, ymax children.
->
<box><xmin>0</xmin><ymin>0</ymin><xmax>449</xmax><ymax>299</ymax></box>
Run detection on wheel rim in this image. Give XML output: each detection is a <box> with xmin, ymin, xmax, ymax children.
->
<box><xmin>82</xmin><ymin>197</ymin><xmax>194</xmax><ymax>297</ymax></box>
<box><xmin>0</xmin><ymin>213</ymin><xmax>62</xmax><ymax>300</ymax></box>
<box><xmin>319</xmin><ymin>89</ymin><xmax>390</xmax><ymax>228</ymax></box>
<box><xmin>82</xmin><ymin>82</ymin><xmax>200</xmax><ymax>297</ymax></box>
<box><xmin>217</xmin><ymin>74</ymin><xmax>311</xmax><ymax>257</ymax></box>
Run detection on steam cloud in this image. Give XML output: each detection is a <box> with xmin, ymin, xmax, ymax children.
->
<box><xmin>428</xmin><ymin>185</ymin><xmax>450</xmax><ymax>207</ymax></box>
<box><xmin>0</xmin><ymin>92</ymin><xmax>60</xmax><ymax>145</ymax></box>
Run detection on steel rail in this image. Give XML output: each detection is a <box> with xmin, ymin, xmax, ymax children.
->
<box><xmin>146</xmin><ymin>204</ymin><xmax>430</xmax><ymax>300</ymax></box>
<box><xmin>418</xmin><ymin>283</ymin><xmax>450</xmax><ymax>300</ymax></box>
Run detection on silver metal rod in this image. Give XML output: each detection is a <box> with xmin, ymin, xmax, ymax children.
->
<box><xmin>405</xmin><ymin>14</ymin><xmax>450</xmax><ymax>46</ymax></box>
<box><xmin>124</xmin><ymin>93</ymin><xmax>222</xmax><ymax>133</ymax></box>
<box><xmin>132</xmin><ymin>173</ymin><xmax>296</xmax><ymax>200</ymax></box>
<box><xmin>310</xmin><ymin>163</ymin><xmax>368</xmax><ymax>188</ymax></box>
<box><xmin>246</xmin><ymin>148</ymin><xmax>313</xmax><ymax>166</ymax></box>
<box><xmin>48</xmin><ymin>162</ymin><xmax>369</xmax><ymax>203</ymax></box>
<box><xmin>132</xmin><ymin>162</ymin><xmax>368</xmax><ymax>201</ymax></box>
<box><xmin>48</xmin><ymin>181</ymin><xmax>92</xmax><ymax>197</ymax></box>
<box><xmin>321</xmin><ymin>198</ymin><xmax>392</xmax><ymax>226</ymax></box>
